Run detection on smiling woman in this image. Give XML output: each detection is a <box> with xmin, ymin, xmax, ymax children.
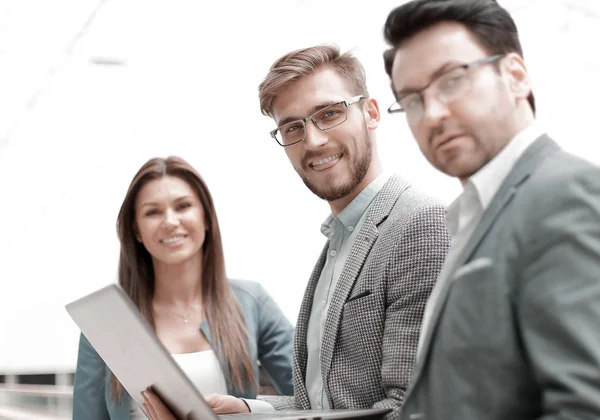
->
<box><xmin>71</xmin><ymin>156</ymin><xmax>294</xmax><ymax>420</ymax></box>
<box><xmin>134</xmin><ymin>175</ymin><xmax>208</xmax><ymax>270</ymax></box>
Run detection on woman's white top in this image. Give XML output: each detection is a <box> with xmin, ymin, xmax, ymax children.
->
<box><xmin>130</xmin><ymin>350</ymin><xmax>227</xmax><ymax>419</ymax></box>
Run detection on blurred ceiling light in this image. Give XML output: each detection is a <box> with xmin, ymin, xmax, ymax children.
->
<box><xmin>89</xmin><ymin>56</ymin><xmax>127</xmax><ymax>66</ymax></box>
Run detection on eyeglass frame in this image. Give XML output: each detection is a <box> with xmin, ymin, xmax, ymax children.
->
<box><xmin>387</xmin><ymin>54</ymin><xmax>505</xmax><ymax>119</ymax></box>
<box><xmin>270</xmin><ymin>95</ymin><xmax>366</xmax><ymax>147</ymax></box>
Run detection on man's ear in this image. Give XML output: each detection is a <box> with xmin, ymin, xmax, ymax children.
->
<box><xmin>502</xmin><ymin>52</ymin><xmax>532</xmax><ymax>102</ymax></box>
<box><xmin>364</xmin><ymin>97</ymin><xmax>381</xmax><ymax>130</ymax></box>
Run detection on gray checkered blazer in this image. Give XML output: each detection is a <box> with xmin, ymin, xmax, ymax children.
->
<box><xmin>262</xmin><ymin>175</ymin><xmax>450</xmax><ymax>419</ymax></box>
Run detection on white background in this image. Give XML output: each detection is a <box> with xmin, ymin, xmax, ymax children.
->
<box><xmin>1</xmin><ymin>0</ymin><xmax>599</xmax><ymax>374</ymax></box>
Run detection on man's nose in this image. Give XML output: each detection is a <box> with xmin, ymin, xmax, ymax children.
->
<box><xmin>303</xmin><ymin>120</ymin><xmax>329</xmax><ymax>149</ymax></box>
<box><xmin>420</xmin><ymin>93</ymin><xmax>451</xmax><ymax>129</ymax></box>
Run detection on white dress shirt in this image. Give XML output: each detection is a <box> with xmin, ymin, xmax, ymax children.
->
<box><xmin>416</xmin><ymin>122</ymin><xmax>545</xmax><ymax>359</ymax></box>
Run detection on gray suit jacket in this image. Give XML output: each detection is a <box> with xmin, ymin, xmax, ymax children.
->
<box><xmin>263</xmin><ymin>175</ymin><xmax>450</xmax><ymax>420</ymax></box>
<box><xmin>401</xmin><ymin>135</ymin><xmax>600</xmax><ymax>420</ymax></box>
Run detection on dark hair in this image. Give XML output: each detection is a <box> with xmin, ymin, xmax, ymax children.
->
<box><xmin>383</xmin><ymin>0</ymin><xmax>535</xmax><ymax>113</ymax></box>
<box><xmin>112</xmin><ymin>156</ymin><xmax>256</xmax><ymax>399</ymax></box>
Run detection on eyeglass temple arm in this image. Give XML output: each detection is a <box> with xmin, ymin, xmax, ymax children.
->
<box><xmin>345</xmin><ymin>95</ymin><xmax>365</xmax><ymax>106</ymax></box>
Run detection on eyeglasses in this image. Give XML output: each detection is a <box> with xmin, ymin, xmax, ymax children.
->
<box><xmin>387</xmin><ymin>55</ymin><xmax>504</xmax><ymax>124</ymax></box>
<box><xmin>270</xmin><ymin>95</ymin><xmax>365</xmax><ymax>147</ymax></box>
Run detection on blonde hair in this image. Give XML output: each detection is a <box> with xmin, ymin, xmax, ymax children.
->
<box><xmin>258</xmin><ymin>44</ymin><xmax>369</xmax><ymax>117</ymax></box>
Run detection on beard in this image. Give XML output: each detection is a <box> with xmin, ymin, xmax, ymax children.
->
<box><xmin>299</xmin><ymin>125</ymin><xmax>372</xmax><ymax>202</ymax></box>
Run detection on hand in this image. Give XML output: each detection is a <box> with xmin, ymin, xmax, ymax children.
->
<box><xmin>141</xmin><ymin>390</ymin><xmax>177</xmax><ymax>420</ymax></box>
<box><xmin>204</xmin><ymin>393</ymin><xmax>250</xmax><ymax>414</ymax></box>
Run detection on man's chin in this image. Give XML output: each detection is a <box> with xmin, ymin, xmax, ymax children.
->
<box><xmin>305</xmin><ymin>179</ymin><xmax>356</xmax><ymax>202</ymax></box>
<box><xmin>319</xmin><ymin>189</ymin><xmax>352</xmax><ymax>202</ymax></box>
<box><xmin>437</xmin><ymin>157</ymin><xmax>482</xmax><ymax>180</ymax></box>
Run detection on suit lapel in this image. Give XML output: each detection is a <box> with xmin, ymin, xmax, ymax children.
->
<box><xmin>410</xmin><ymin>135</ymin><xmax>560</xmax><ymax>383</ymax></box>
<box><xmin>320</xmin><ymin>175</ymin><xmax>410</xmax><ymax>405</ymax></box>
<box><xmin>292</xmin><ymin>244</ymin><xmax>328</xmax><ymax>409</ymax></box>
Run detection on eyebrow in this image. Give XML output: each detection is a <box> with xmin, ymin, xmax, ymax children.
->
<box><xmin>141</xmin><ymin>195</ymin><xmax>193</xmax><ymax>208</ymax></box>
<box><xmin>277</xmin><ymin>101</ymin><xmax>341</xmax><ymax>127</ymax></box>
<box><xmin>395</xmin><ymin>61</ymin><xmax>463</xmax><ymax>98</ymax></box>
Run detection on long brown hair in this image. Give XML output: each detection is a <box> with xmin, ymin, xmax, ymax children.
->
<box><xmin>111</xmin><ymin>156</ymin><xmax>256</xmax><ymax>399</ymax></box>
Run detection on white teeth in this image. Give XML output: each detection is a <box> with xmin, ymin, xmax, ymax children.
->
<box><xmin>311</xmin><ymin>154</ymin><xmax>341</xmax><ymax>167</ymax></box>
<box><xmin>161</xmin><ymin>236</ymin><xmax>185</xmax><ymax>244</ymax></box>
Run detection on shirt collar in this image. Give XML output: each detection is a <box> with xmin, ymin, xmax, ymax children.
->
<box><xmin>445</xmin><ymin>122</ymin><xmax>544</xmax><ymax>237</ymax></box>
<box><xmin>470</xmin><ymin>121</ymin><xmax>544</xmax><ymax>211</ymax></box>
<box><xmin>321</xmin><ymin>172</ymin><xmax>391</xmax><ymax>238</ymax></box>
<box><xmin>445</xmin><ymin>194</ymin><xmax>461</xmax><ymax>238</ymax></box>
<box><xmin>445</xmin><ymin>181</ymin><xmax>480</xmax><ymax>237</ymax></box>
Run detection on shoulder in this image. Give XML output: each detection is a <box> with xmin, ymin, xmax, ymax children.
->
<box><xmin>227</xmin><ymin>280</ymin><xmax>290</xmax><ymax>336</ymax></box>
<box><xmin>228</xmin><ymin>279</ymin><xmax>267</xmax><ymax>308</ymax></box>
<box><xmin>376</xmin><ymin>183</ymin><xmax>450</xmax><ymax>265</ymax></box>
<box><xmin>508</xmin><ymin>148</ymin><xmax>600</xmax><ymax>257</ymax></box>
<box><xmin>532</xmin><ymin>148</ymin><xmax>600</xmax><ymax>189</ymax></box>
<box><xmin>386</xmin><ymin>182</ymin><xmax>448</xmax><ymax>235</ymax></box>
<box><xmin>521</xmin><ymin>149</ymin><xmax>600</xmax><ymax>218</ymax></box>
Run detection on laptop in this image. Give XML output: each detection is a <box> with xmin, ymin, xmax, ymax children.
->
<box><xmin>66</xmin><ymin>284</ymin><xmax>391</xmax><ymax>420</ymax></box>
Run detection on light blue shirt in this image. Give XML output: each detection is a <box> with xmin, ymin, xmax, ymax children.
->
<box><xmin>305</xmin><ymin>172</ymin><xmax>390</xmax><ymax>409</ymax></box>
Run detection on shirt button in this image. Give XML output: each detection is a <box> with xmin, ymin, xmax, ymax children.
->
<box><xmin>348</xmin><ymin>226</ymin><xmax>354</xmax><ymax>232</ymax></box>
<box><xmin>330</xmin><ymin>249</ymin><xmax>337</xmax><ymax>257</ymax></box>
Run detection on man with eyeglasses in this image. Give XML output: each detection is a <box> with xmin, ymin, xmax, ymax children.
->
<box><xmin>383</xmin><ymin>1</ymin><xmax>600</xmax><ymax>419</ymax></box>
<box><xmin>181</xmin><ymin>45</ymin><xmax>450</xmax><ymax>419</ymax></box>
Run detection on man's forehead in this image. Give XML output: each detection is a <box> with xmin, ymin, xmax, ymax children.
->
<box><xmin>391</xmin><ymin>23</ymin><xmax>487</xmax><ymax>88</ymax></box>
<box><xmin>272</xmin><ymin>70</ymin><xmax>351</xmax><ymax>122</ymax></box>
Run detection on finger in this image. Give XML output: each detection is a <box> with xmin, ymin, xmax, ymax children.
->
<box><xmin>142</xmin><ymin>392</ymin><xmax>157</xmax><ymax>419</ymax></box>
<box><xmin>143</xmin><ymin>402</ymin><xmax>155</xmax><ymax>420</ymax></box>
<box><xmin>144</xmin><ymin>389</ymin><xmax>176</xmax><ymax>419</ymax></box>
<box><xmin>144</xmin><ymin>390</ymin><xmax>164</xmax><ymax>410</ymax></box>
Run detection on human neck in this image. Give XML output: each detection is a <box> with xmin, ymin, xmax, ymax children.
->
<box><xmin>152</xmin><ymin>253</ymin><xmax>203</xmax><ymax>307</ymax></box>
<box><xmin>328</xmin><ymin>159</ymin><xmax>383</xmax><ymax>217</ymax></box>
<box><xmin>458</xmin><ymin>110</ymin><xmax>535</xmax><ymax>188</ymax></box>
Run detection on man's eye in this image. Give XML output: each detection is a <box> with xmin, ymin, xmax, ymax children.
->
<box><xmin>403</xmin><ymin>95</ymin><xmax>422</xmax><ymax>110</ymax></box>
<box><xmin>445</xmin><ymin>75</ymin><xmax>465</xmax><ymax>87</ymax></box>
